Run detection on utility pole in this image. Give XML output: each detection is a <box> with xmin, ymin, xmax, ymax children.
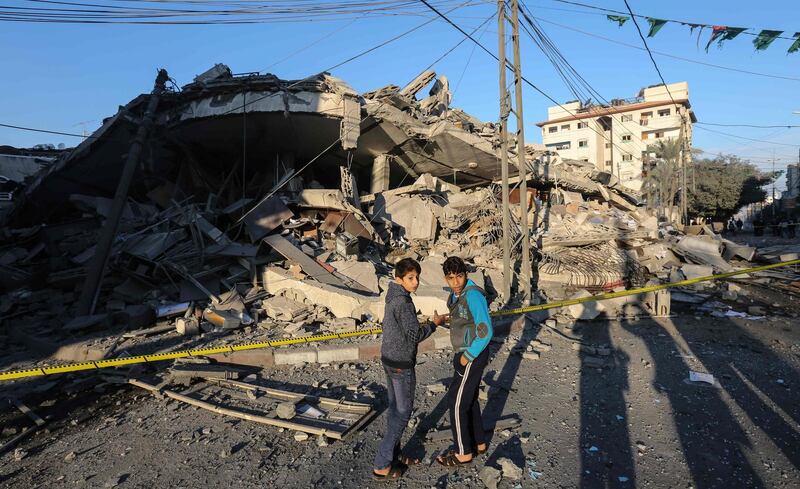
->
<box><xmin>76</xmin><ymin>69</ymin><xmax>170</xmax><ymax>315</ymax></box>
<box><xmin>498</xmin><ymin>0</ymin><xmax>511</xmax><ymax>303</ymax></box>
<box><xmin>511</xmin><ymin>0</ymin><xmax>532</xmax><ymax>304</ymax></box>
<box><xmin>772</xmin><ymin>151</ymin><xmax>776</xmax><ymax>219</ymax></box>
<box><xmin>680</xmin><ymin>115</ymin><xmax>688</xmax><ymax>225</ymax></box>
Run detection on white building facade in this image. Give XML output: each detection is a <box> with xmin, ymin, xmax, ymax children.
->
<box><xmin>536</xmin><ymin>82</ymin><xmax>696</xmax><ymax>191</ymax></box>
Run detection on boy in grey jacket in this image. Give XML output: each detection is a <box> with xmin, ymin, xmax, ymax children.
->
<box><xmin>373</xmin><ymin>258</ymin><xmax>446</xmax><ymax>480</ymax></box>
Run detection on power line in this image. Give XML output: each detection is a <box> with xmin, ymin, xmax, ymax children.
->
<box><xmin>695</xmin><ymin>126</ymin><xmax>800</xmax><ymax>148</ymax></box>
<box><xmin>0</xmin><ymin>122</ymin><xmax>94</xmax><ymax>139</ymax></box>
<box><xmin>548</xmin><ymin>0</ymin><xmax>798</xmax><ymax>41</ymax></box>
<box><xmin>516</xmin><ymin>1</ymin><xmax>649</xmax><ymax>157</ymax></box>
<box><xmin>1</xmin><ymin>2</ymin><xmax>475</xmax><ymax>142</ymax></box>
<box><xmin>622</xmin><ymin>0</ymin><xmax>680</xmax><ymax>110</ymax></box>
<box><xmin>532</xmin><ymin>17</ymin><xmax>800</xmax><ymax>82</ymax></box>
<box><xmin>696</xmin><ymin>122</ymin><xmax>800</xmax><ymax>129</ymax></box>
<box><xmin>418</xmin><ymin>0</ymin><xmax>643</xmax><ymax>165</ymax></box>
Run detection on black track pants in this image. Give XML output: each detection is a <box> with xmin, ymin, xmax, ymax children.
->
<box><xmin>447</xmin><ymin>348</ymin><xmax>489</xmax><ymax>456</ymax></box>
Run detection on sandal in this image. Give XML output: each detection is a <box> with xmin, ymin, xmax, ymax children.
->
<box><xmin>436</xmin><ymin>450</ymin><xmax>473</xmax><ymax>467</ymax></box>
<box><xmin>475</xmin><ymin>444</ymin><xmax>489</xmax><ymax>455</ymax></box>
<box><xmin>372</xmin><ymin>464</ymin><xmax>405</xmax><ymax>481</ymax></box>
<box><xmin>397</xmin><ymin>454</ymin><xmax>421</xmax><ymax>466</ymax></box>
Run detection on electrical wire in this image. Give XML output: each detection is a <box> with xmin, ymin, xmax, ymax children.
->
<box><xmin>694</xmin><ymin>125</ymin><xmax>800</xmax><ymax>148</ymax></box>
<box><xmin>531</xmin><ymin>16</ymin><xmax>800</xmax><ymax>82</ymax></box>
<box><xmin>547</xmin><ymin>0</ymin><xmax>798</xmax><ymax>41</ymax></box>
<box><xmin>418</xmin><ymin>0</ymin><xmax>642</xmax><ymax>166</ymax></box>
<box><xmin>696</xmin><ymin>122</ymin><xmax>800</xmax><ymax>129</ymax></box>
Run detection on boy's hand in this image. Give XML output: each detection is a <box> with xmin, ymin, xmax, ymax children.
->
<box><xmin>459</xmin><ymin>353</ymin><xmax>469</xmax><ymax>366</ymax></box>
<box><xmin>432</xmin><ymin>310</ymin><xmax>449</xmax><ymax>327</ymax></box>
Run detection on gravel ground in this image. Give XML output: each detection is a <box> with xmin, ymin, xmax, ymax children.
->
<box><xmin>2</xmin><ymin>287</ymin><xmax>800</xmax><ymax>489</ymax></box>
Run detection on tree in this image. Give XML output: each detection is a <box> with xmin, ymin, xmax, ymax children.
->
<box><xmin>688</xmin><ymin>152</ymin><xmax>778</xmax><ymax>221</ymax></box>
<box><xmin>642</xmin><ymin>137</ymin><xmax>683</xmax><ymax>220</ymax></box>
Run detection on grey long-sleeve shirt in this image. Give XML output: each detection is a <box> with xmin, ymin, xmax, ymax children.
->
<box><xmin>380</xmin><ymin>282</ymin><xmax>434</xmax><ymax>369</ymax></box>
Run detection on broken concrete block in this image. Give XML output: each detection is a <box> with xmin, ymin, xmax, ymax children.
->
<box><xmin>330</xmin><ymin>317</ymin><xmax>358</xmax><ymax>333</ymax></box>
<box><xmin>522</xmin><ymin>352</ymin><xmax>540</xmax><ymax>360</ymax></box>
<box><xmin>478</xmin><ymin>466</ymin><xmax>502</xmax><ymax>489</ymax></box>
<box><xmin>680</xmin><ymin>263</ymin><xmax>714</xmax><ymax>280</ymax></box>
<box><xmin>330</xmin><ymin>260</ymin><xmax>380</xmax><ymax>294</ymax></box>
<box><xmin>316</xmin><ymin>346</ymin><xmax>359</xmax><ymax>364</ymax></box>
<box><xmin>497</xmin><ymin>457</ymin><xmax>523</xmax><ymax>480</ymax></box>
<box><xmin>566</xmin><ymin>290</ymin><xmax>604</xmax><ymax>320</ymax></box>
<box><xmin>426</xmin><ymin>382</ymin><xmax>447</xmax><ymax>394</ymax></box>
<box><xmin>261</xmin><ymin>296</ymin><xmax>308</xmax><ymax>321</ymax></box>
<box><xmin>276</xmin><ymin>402</ymin><xmax>297</xmax><ymax>420</ymax></box>
<box><xmin>748</xmin><ymin>306</ymin><xmax>766</xmax><ymax>316</ymax></box>
<box><xmin>274</xmin><ymin>349</ymin><xmax>317</xmax><ymax>365</ymax></box>
<box><xmin>175</xmin><ymin>317</ymin><xmax>200</xmax><ymax>336</ymax></box>
<box><xmin>262</xmin><ymin>267</ymin><xmax>379</xmax><ymax>320</ymax></box>
<box><xmin>293</xmin><ymin>431</ymin><xmax>309</xmax><ymax>442</ymax></box>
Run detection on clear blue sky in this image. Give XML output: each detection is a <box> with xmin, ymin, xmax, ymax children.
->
<box><xmin>1</xmin><ymin>0</ymin><xmax>797</xmax><ymax>189</ymax></box>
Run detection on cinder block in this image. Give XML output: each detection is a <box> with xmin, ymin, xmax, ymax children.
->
<box><xmin>317</xmin><ymin>346</ymin><xmax>359</xmax><ymax>364</ymax></box>
<box><xmin>273</xmin><ymin>349</ymin><xmax>317</xmax><ymax>365</ymax></box>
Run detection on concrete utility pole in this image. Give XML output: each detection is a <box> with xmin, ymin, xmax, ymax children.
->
<box><xmin>681</xmin><ymin>115</ymin><xmax>689</xmax><ymax>225</ymax></box>
<box><xmin>498</xmin><ymin>0</ymin><xmax>512</xmax><ymax>302</ymax></box>
<box><xmin>511</xmin><ymin>0</ymin><xmax>532</xmax><ymax>304</ymax></box>
<box><xmin>76</xmin><ymin>69</ymin><xmax>170</xmax><ymax>316</ymax></box>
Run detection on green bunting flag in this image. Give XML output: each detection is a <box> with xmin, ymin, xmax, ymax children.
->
<box><xmin>787</xmin><ymin>32</ymin><xmax>800</xmax><ymax>54</ymax></box>
<box><xmin>705</xmin><ymin>26</ymin><xmax>747</xmax><ymax>52</ymax></box>
<box><xmin>646</xmin><ymin>18</ymin><xmax>668</xmax><ymax>37</ymax></box>
<box><xmin>753</xmin><ymin>30</ymin><xmax>784</xmax><ymax>50</ymax></box>
<box><xmin>606</xmin><ymin>15</ymin><xmax>629</xmax><ymax>27</ymax></box>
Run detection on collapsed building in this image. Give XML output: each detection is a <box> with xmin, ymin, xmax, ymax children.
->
<box><xmin>2</xmin><ymin>63</ymin><xmax>797</xmax><ymax>369</ymax></box>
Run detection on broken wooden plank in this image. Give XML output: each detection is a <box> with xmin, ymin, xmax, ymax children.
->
<box><xmin>9</xmin><ymin>398</ymin><xmax>46</xmax><ymax>427</ymax></box>
<box><xmin>263</xmin><ymin>234</ymin><xmax>349</xmax><ymax>288</ymax></box>
<box><xmin>243</xmin><ymin>197</ymin><xmax>294</xmax><ymax>242</ymax></box>
<box><xmin>129</xmin><ymin>378</ymin><xmax>372</xmax><ymax>440</ymax></box>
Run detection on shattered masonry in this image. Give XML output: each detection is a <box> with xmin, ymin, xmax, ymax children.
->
<box><xmin>2</xmin><ymin>63</ymin><xmax>799</xmax><ymax>437</ymax></box>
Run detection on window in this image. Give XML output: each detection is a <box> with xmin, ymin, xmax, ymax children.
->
<box><xmin>577</xmin><ymin>122</ymin><xmax>588</xmax><ymax>129</ymax></box>
<box><xmin>548</xmin><ymin>126</ymin><xmax>558</xmax><ymax>133</ymax></box>
<box><xmin>578</xmin><ymin>139</ymin><xmax>588</xmax><ymax>148</ymax></box>
<box><xmin>642</xmin><ymin>132</ymin><xmax>649</xmax><ymax>140</ymax></box>
<box><xmin>561</xmin><ymin>124</ymin><xmax>570</xmax><ymax>131</ymax></box>
<box><xmin>621</xmin><ymin>114</ymin><xmax>633</xmax><ymax>122</ymax></box>
<box><xmin>547</xmin><ymin>141</ymin><xmax>571</xmax><ymax>151</ymax></box>
<box><xmin>605</xmin><ymin>160</ymin><xmax>612</xmax><ymax>166</ymax></box>
<box><xmin>622</xmin><ymin>135</ymin><xmax>632</xmax><ymax>142</ymax></box>
<box><xmin>622</xmin><ymin>154</ymin><xmax>633</xmax><ymax>161</ymax></box>
<box><xmin>658</xmin><ymin>108</ymin><xmax>671</xmax><ymax>117</ymax></box>
<box><xmin>581</xmin><ymin>158</ymin><xmax>589</xmax><ymax>162</ymax></box>
<box><xmin>655</xmin><ymin>131</ymin><xmax>665</xmax><ymax>139</ymax></box>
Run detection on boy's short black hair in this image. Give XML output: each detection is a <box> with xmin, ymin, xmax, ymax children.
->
<box><xmin>395</xmin><ymin>257</ymin><xmax>421</xmax><ymax>278</ymax></box>
<box><xmin>442</xmin><ymin>256</ymin><xmax>467</xmax><ymax>276</ymax></box>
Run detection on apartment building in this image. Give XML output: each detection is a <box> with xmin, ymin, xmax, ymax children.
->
<box><xmin>536</xmin><ymin>82</ymin><xmax>696</xmax><ymax>191</ymax></box>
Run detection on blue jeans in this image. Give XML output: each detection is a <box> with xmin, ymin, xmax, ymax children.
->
<box><xmin>374</xmin><ymin>365</ymin><xmax>416</xmax><ymax>470</ymax></box>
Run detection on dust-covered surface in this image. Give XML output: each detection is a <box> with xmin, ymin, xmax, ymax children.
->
<box><xmin>2</xmin><ymin>294</ymin><xmax>799</xmax><ymax>488</ymax></box>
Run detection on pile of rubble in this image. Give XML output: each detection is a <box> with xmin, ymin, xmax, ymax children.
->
<box><xmin>1</xmin><ymin>63</ymin><xmax>798</xmax><ymax>372</ymax></box>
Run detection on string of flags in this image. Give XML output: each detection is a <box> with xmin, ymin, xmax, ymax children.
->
<box><xmin>606</xmin><ymin>15</ymin><xmax>800</xmax><ymax>54</ymax></box>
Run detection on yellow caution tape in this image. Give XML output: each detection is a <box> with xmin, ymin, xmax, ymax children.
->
<box><xmin>1</xmin><ymin>259</ymin><xmax>798</xmax><ymax>382</ymax></box>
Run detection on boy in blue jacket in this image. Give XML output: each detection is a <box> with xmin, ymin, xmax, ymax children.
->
<box><xmin>373</xmin><ymin>258</ymin><xmax>446</xmax><ymax>480</ymax></box>
<box><xmin>436</xmin><ymin>256</ymin><xmax>493</xmax><ymax>467</ymax></box>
